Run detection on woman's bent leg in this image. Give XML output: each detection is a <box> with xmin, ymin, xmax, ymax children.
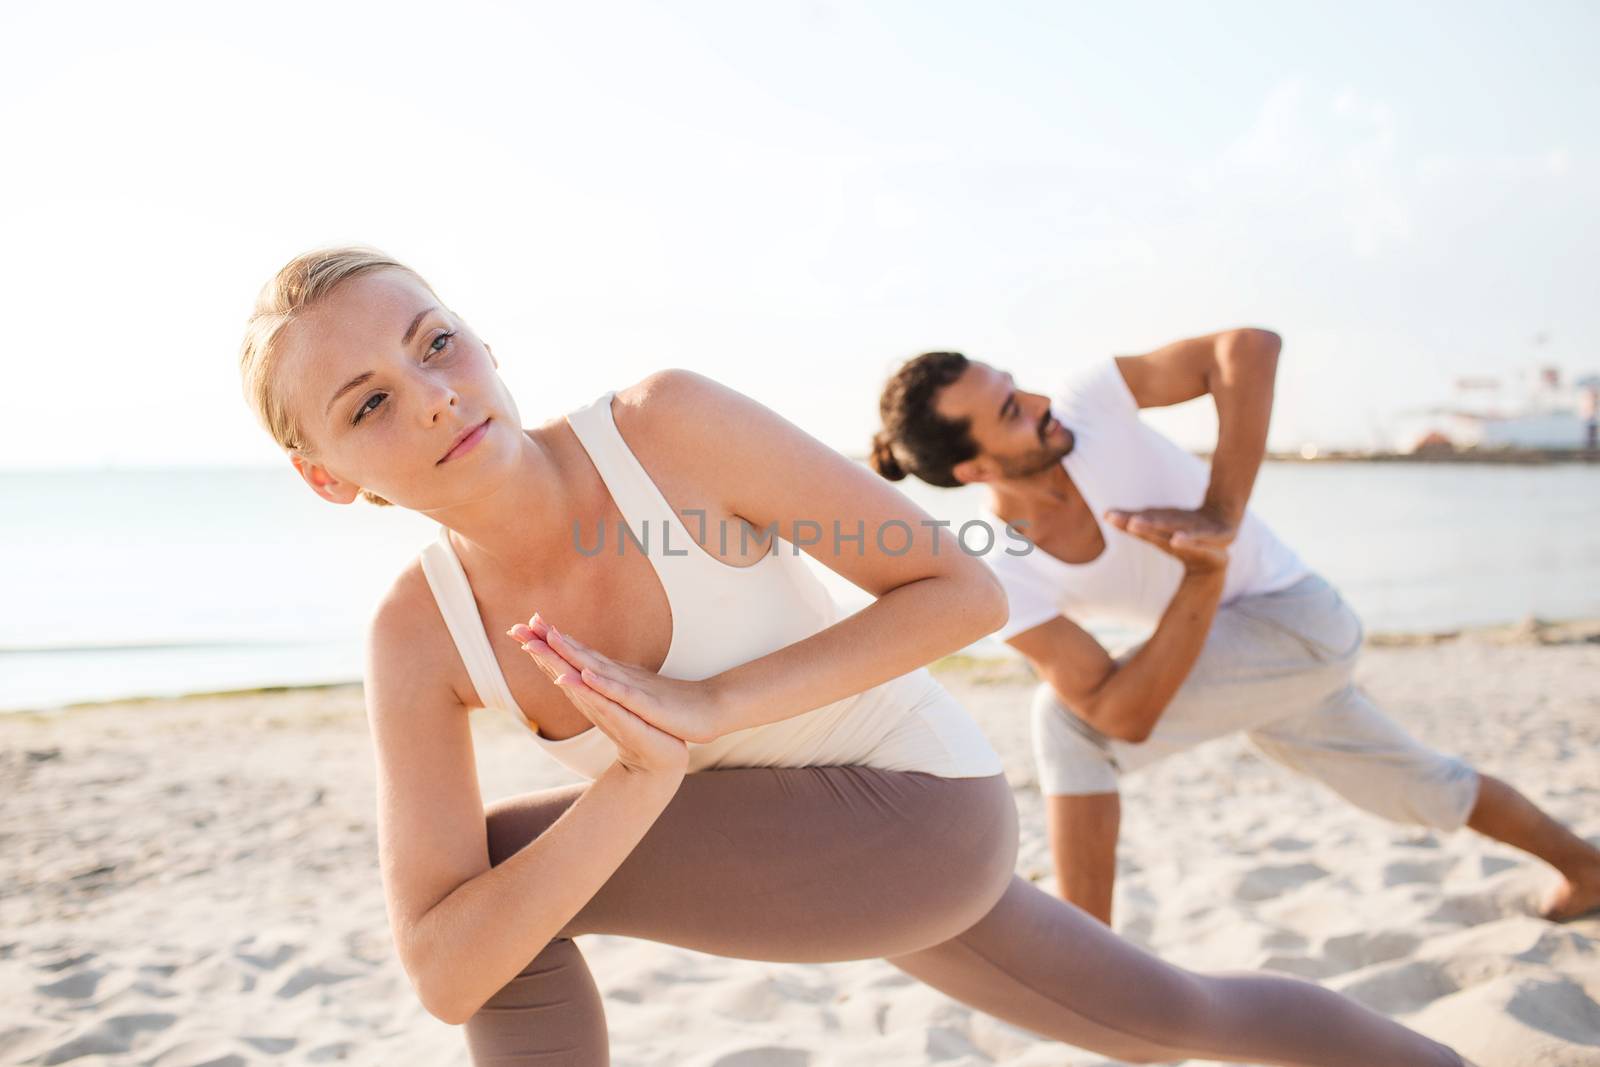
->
<box><xmin>464</xmin><ymin>766</ymin><xmax>1462</xmax><ymax>1066</ymax></box>
<box><xmin>464</xmin><ymin>767</ymin><xmax>1018</xmax><ymax>1064</ymax></box>
<box><xmin>464</xmin><ymin>938</ymin><xmax>608</xmax><ymax>1067</ymax></box>
<box><xmin>889</xmin><ymin>875</ymin><xmax>1463</xmax><ymax>1067</ymax></box>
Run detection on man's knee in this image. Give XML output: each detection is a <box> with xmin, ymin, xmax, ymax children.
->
<box><xmin>1031</xmin><ymin>684</ymin><xmax>1120</xmax><ymax>796</ymax></box>
<box><xmin>1252</xmin><ymin>722</ymin><xmax>1481</xmax><ymax>833</ymax></box>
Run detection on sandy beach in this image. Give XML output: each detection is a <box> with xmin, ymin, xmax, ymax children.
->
<box><xmin>4</xmin><ymin>626</ymin><xmax>1598</xmax><ymax>1066</ymax></box>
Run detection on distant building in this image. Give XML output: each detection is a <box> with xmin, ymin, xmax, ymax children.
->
<box><xmin>1394</xmin><ymin>365</ymin><xmax>1600</xmax><ymax>452</ymax></box>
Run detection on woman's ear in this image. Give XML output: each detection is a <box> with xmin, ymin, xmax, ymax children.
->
<box><xmin>290</xmin><ymin>453</ymin><xmax>362</xmax><ymax>505</ymax></box>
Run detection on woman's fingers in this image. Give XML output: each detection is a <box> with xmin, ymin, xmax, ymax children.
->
<box><xmin>505</xmin><ymin>626</ymin><xmax>637</xmax><ymax>710</ymax></box>
<box><xmin>579</xmin><ymin>668</ymin><xmax>639</xmax><ymax>709</ymax></box>
<box><xmin>546</xmin><ymin>626</ymin><xmax>610</xmax><ymax>672</ymax></box>
<box><xmin>554</xmin><ymin>674</ymin><xmax>608</xmax><ymax>721</ymax></box>
<box><xmin>505</xmin><ymin>632</ymin><xmax>630</xmax><ymax>712</ymax></box>
<box><xmin>556</xmin><ymin>672</ymin><xmax>681</xmax><ymax>769</ymax></box>
<box><xmin>512</xmin><ymin>634</ymin><xmax>575</xmax><ymax>680</ymax></box>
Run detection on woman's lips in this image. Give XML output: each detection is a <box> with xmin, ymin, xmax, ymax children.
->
<box><xmin>438</xmin><ymin>418</ymin><xmax>490</xmax><ymax>464</ymax></box>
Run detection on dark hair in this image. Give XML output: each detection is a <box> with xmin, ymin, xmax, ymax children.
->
<box><xmin>870</xmin><ymin>351</ymin><xmax>978</xmax><ymax>488</ymax></box>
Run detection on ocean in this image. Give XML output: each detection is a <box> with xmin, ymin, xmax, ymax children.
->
<box><xmin>3</xmin><ymin>462</ymin><xmax>1597</xmax><ymax>711</ymax></box>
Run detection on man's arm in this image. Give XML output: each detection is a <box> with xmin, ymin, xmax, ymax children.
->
<box><xmin>1113</xmin><ymin>328</ymin><xmax>1281</xmax><ymax>529</ymax></box>
<box><xmin>1008</xmin><ymin>526</ymin><xmax>1228</xmax><ymax>744</ymax></box>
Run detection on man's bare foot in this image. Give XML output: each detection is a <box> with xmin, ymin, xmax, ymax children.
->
<box><xmin>1539</xmin><ymin>864</ymin><xmax>1600</xmax><ymax>922</ymax></box>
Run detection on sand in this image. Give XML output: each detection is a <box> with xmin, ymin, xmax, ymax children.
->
<box><xmin>3</xmin><ymin>629</ymin><xmax>1598</xmax><ymax>1066</ymax></box>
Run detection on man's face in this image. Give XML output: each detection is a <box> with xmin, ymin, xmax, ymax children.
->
<box><xmin>934</xmin><ymin>361</ymin><xmax>1074</xmax><ymax>481</ymax></box>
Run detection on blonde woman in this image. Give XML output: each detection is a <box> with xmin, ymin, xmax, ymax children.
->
<box><xmin>239</xmin><ymin>247</ymin><xmax>1470</xmax><ymax>1066</ymax></box>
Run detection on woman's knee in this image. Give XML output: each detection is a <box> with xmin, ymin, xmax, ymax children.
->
<box><xmin>463</xmin><ymin>938</ymin><xmax>608</xmax><ymax>1066</ymax></box>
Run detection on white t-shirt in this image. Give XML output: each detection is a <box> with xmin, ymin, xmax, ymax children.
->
<box><xmin>986</xmin><ymin>359</ymin><xmax>1308</xmax><ymax>642</ymax></box>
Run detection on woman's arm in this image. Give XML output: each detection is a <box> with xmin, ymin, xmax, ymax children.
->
<box><xmin>523</xmin><ymin>369</ymin><xmax>1008</xmax><ymax>740</ymax></box>
<box><xmin>367</xmin><ymin>569</ymin><xmax>685</xmax><ymax>1025</ymax></box>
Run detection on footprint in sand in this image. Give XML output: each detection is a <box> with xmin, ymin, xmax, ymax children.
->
<box><xmin>1503</xmin><ymin>976</ymin><xmax>1600</xmax><ymax>1047</ymax></box>
<box><xmin>1257</xmin><ymin>953</ymin><xmax>1340</xmax><ymax>979</ymax></box>
<box><xmin>1232</xmin><ymin>862</ymin><xmax>1331</xmax><ymax>902</ymax></box>
<box><xmin>275</xmin><ymin>964</ymin><xmax>361</xmax><ymax>999</ymax></box>
<box><xmin>1381</xmin><ymin>857</ymin><xmax>1458</xmax><ymax>887</ymax></box>
<box><xmin>38</xmin><ymin>1012</ymin><xmax>177</xmax><ymax>1066</ymax></box>
<box><xmin>34</xmin><ymin>969</ymin><xmax>104</xmax><ymax>1000</ymax></box>
<box><xmin>1425</xmin><ymin>892</ymin><xmax>1515</xmax><ymax>926</ymax></box>
<box><xmin>306</xmin><ymin>1042</ymin><xmax>354</xmax><ymax>1062</ymax></box>
<box><xmin>35</xmin><ymin>952</ymin><xmax>96</xmax><ymax>974</ymax></box>
<box><xmin>1265</xmin><ymin>835</ymin><xmax>1315</xmax><ymax>852</ymax></box>
<box><xmin>1332</xmin><ymin>957</ymin><xmax>1461</xmax><ymax>1015</ymax></box>
<box><xmin>146</xmin><ymin>1041</ymin><xmax>248</xmax><ymax>1067</ymax></box>
<box><xmin>1321</xmin><ymin>928</ymin><xmax>1424</xmax><ymax>973</ymax></box>
<box><xmin>233</xmin><ymin>938</ymin><xmax>296</xmax><ymax>970</ymax></box>
<box><xmin>707</xmin><ymin>1047</ymin><xmax>812</xmax><ymax>1067</ymax></box>
<box><xmin>240</xmin><ymin>1035</ymin><xmax>297</xmax><ymax>1054</ymax></box>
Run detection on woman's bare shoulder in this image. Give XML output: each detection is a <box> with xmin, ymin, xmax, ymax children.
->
<box><xmin>366</xmin><ymin>559</ymin><xmax>472</xmax><ymax>714</ymax></box>
<box><xmin>609</xmin><ymin>369</ymin><xmax>778</xmax><ymax>456</ymax></box>
<box><xmin>610</xmin><ymin>368</ymin><xmax>729</xmax><ymax>424</ymax></box>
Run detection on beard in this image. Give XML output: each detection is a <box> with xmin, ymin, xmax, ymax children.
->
<box><xmin>996</xmin><ymin>442</ymin><xmax>1072</xmax><ymax>478</ymax></box>
<box><xmin>994</xmin><ymin>413</ymin><xmax>1075</xmax><ymax>478</ymax></box>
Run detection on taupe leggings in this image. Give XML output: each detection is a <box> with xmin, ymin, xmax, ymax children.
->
<box><xmin>466</xmin><ymin>766</ymin><xmax>1462</xmax><ymax>1066</ymax></box>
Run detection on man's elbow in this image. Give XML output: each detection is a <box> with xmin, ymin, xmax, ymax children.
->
<box><xmin>1231</xmin><ymin>327</ymin><xmax>1281</xmax><ymax>366</ymax></box>
<box><xmin>1082</xmin><ymin>696</ymin><xmax>1156</xmax><ymax>744</ymax></box>
<box><xmin>1102</xmin><ymin>719</ymin><xmax>1155</xmax><ymax>744</ymax></box>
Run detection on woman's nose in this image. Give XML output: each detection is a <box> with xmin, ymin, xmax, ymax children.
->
<box><xmin>420</xmin><ymin>378</ymin><xmax>460</xmax><ymax>424</ymax></box>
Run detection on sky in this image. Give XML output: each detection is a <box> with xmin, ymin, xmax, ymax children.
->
<box><xmin>2</xmin><ymin>0</ymin><xmax>1596</xmax><ymax>468</ymax></box>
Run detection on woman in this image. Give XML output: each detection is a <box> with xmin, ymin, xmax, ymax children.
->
<box><xmin>239</xmin><ymin>246</ymin><xmax>1469</xmax><ymax>1066</ymax></box>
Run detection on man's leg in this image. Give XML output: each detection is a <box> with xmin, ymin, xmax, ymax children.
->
<box><xmin>1466</xmin><ymin>773</ymin><xmax>1600</xmax><ymax>921</ymax></box>
<box><xmin>1029</xmin><ymin>684</ymin><xmax>1126</xmax><ymax>923</ymax></box>
<box><xmin>1028</xmin><ymin>578</ymin><xmax>1359</xmax><ymax>925</ymax></box>
<box><xmin>1249</xmin><ymin>684</ymin><xmax>1600</xmax><ymax>919</ymax></box>
<box><xmin>1044</xmin><ymin>792</ymin><xmax>1120</xmax><ymax>924</ymax></box>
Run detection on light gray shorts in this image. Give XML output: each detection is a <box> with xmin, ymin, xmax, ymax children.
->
<box><xmin>1030</xmin><ymin>574</ymin><xmax>1480</xmax><ymax>831</ymax></box>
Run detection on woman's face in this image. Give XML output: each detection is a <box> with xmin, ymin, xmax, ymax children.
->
<box><xmin>276</xmin><ymin>268</ymin><xmax>524</xmax><ymax>510</ymax></box>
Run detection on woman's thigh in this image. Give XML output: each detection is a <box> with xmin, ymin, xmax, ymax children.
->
<box><xmin>484</xmin><ymin>765</ymin><xmax>1018</xmax><ymax>962</ymax></box>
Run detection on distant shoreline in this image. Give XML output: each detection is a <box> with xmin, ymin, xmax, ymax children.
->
<box><xmin>8</xmin><ymin>614</ymin><xmax>1596</xmax><ymax>718</ymax></box>
<box><xmin>1258</xmin><ymin>447</ymin><xmax>1600</xmax><ymax>465</ymax></box>
<box><xmin>834</xmin><ymin>448</ymin><xmax>1600</xmax><ymax>465</ymax></box>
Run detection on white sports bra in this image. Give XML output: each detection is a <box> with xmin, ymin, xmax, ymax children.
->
<box><xmin>418</xmin><ymin>390</ymin><xmax>1002</xmax><ymax>781</ymax></box>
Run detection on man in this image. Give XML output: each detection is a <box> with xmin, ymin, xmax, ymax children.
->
<box><xmin>869</xmin><ymin>332</ymin><xmax>1600</xmax><ymax>926</ymax></box>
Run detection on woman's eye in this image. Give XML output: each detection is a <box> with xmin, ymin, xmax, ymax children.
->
<box><xmin>353</xmin><ymin>393</ymin><xmax>386</xmax><ymax>424</ymax></box>
<box><xmin>427</xmin><ymin>331</ymin><xmax>457</xmax><ymax>358</ymax></box>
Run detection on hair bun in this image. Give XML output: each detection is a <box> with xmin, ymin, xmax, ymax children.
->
<box><xmin>869</xmin><ymin>431</ymin><xmax>907</xmax><ymax>481</ymax></box>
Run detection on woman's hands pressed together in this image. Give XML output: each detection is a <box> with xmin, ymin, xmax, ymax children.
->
<box><xmin>512</xmin><ymin>616</ymin><xmax>728</xmax><ymax>746</ymax></box>
<box><xmin>504</xmin><ymin>617</ymin><xmax>692</xmax><ymax>778</ymax></box>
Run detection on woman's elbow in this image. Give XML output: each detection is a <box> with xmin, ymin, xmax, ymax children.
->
<box><xmin>414</xmin><ymin>970</ymin><xmax>481</xmax><ymax>1027</ymax></box>
<box><xmin>402</xmin><ymin>935</ymin><xmax>484</xmax><ymax>1026</ymax></box>
<box><xmin>955</xmin><ymin>556</ymin><xmax>1009</xmax><ymax>638</ymax></box>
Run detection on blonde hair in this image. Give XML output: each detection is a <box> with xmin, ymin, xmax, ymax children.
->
<box><xmin>239</xmin><ymin>246</ymin><xmax>439</xmax><ymax>507</ymax></box>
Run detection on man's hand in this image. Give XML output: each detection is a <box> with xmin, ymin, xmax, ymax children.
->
<box><xmin>1105</xmin><ymin>507</ymin><xmax>1232</xmax><ymax>576</ymax></box>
